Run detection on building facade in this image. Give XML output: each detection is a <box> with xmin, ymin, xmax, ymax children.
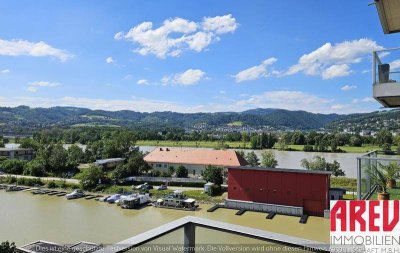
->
<box><xmin>0</xmin><ymin>147</ymin><xmax>34</xmax><ymax>161</ymax></box>
<box><xmin>227</xmin><ymin>166</ymin><xmax>331</xmax><ymax>216</ymax></box>
<box><xmin>144</xmin><ymin>148</ymin><xmax>248</xmax><ymax>176</ymax></box>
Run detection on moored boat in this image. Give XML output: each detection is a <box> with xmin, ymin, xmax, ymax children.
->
<box><xmin>121</xmin><ymin>193</ymin><xmax>151</xmax><ymax>209</ymax></box>
<box><xmin>154</xmin><ymin>190</ymin><xmax>198</xmax><ymax>211</ymax></box>
<box><xmin>66</xmin><ymin>189</ymin><xmax>85</xmax><ymax>200</ymax></box>
<box><xmin>106</xmin><ymin>194</ymin><xmax>121</xmax><ymax>204</ymax></box>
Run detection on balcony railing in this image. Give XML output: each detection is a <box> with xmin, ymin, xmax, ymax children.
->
<box><xmin>357</xmin><ymin>150</ymin><xmax>400</xmax><ymax>200</ymax></box>
<box><xmin>92</xmin><ymin>216</ymin><xmax>331</xmax><ymax>253</ymax></box>
<box><xmin>373</xmin><ymin>47</ymin><xmax>400</xmax><ymax>107</ymax></box>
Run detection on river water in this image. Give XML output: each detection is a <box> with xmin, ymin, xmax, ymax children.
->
<box><xmin>0</xmin><ymin>191</ymin><xmax>329</xmax><ymax>247</ymax></box>
<box><xmin>139</xmin><ymin>146</ymin><xmax>371</xmax><ymax>178</ymax></box>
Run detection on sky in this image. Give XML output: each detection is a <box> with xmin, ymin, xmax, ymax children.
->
<box><xmin>0</xmin><ymin>0</ymin><xmax>399</xmax><ymax>114</ymax></box>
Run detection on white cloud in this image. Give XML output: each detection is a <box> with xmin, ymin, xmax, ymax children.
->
<box><xmin>0</xmin><ymin>38</ymin><xmax>73</xmax><ymax>62</ymax></box>
<box><xmin>106</xmin><ymin>56</ymin><xmax>114</xmax><ymax>64</ymax></box>
<box><xmin>26</xmin><ymin>81</ymin><xmax>60</xmax><ymax>93</ymax></box>
<box><xmin>0</xmin><ymin>90</ymin><xmax>378</xmax><ymax>114</ymax></box>
<box><xmin>341</xmin><ymin>85</ymin><xmax>357</xmax><ymax>91</ymax></box>
<box><xmin>162</xmin><ymin>69</ymin><xmax>206</xmax><ymax>86</ymax></box>
<box><xmin>321</xmin><ymin>64</ymin><xmax>352</xmax><ymax>79</ymax></box>
<box><xmin>285</xmin><ymin>39</ymin><xmax>383</xmax><ymax>79</ymax></box>
<box><xmin>352</xmin><ymin>97</ymin><xmax>376</xmax><ymax>104</ymax></box>
<box><xmin>115</xmin><ymin>14</ymin><xmax>238</xmax><ymax>58</ymax></box>
<box><xmin>234</xmin><ymin>57</ymin><xmax>277</xmax><ymax>83</ymax></box>
<box><xmin>202</xmin><ymin>14</ymin><xmax>238</xmax><ymax>34</ymax></box>
<box><xmin>1</xmin><ymin>69</ymin><xmax>10</xmax><ymax>74</ymax></box>
<box><xmin>123</xmin><ymin>74</ymin><xmax>132</xmax><ymax>80</ymax></box>
<box><xmin>137</xmin><ymin>79</ymin><xmax>149</xmax><ymax>85</ymax></box>
<box><xmin>391</xmin><ymin>59</ymin><xmax>400</xmax><ymax>70</ymax></box>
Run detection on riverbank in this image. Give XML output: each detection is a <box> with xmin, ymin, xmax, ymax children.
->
<box><xmin>0</xmin><ymin>175</ymin><xmax>225</xmax><ymax>204</ymax></box>
<box><xmin>136</xmin><ymin>140</ymin><xmax>386</xmax><ymax>153</ymax></box>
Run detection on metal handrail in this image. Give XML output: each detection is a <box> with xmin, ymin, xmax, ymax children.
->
<box><xmin>93</xmin><ymin>216</ymin><xmax>330</xmax><ymax>253</ymax></box>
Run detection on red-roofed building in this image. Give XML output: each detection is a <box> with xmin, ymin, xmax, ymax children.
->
<box><xmin>144</xmin><ymin>148</ymin><xmax>247</xmax><ymax>176</ymax></box>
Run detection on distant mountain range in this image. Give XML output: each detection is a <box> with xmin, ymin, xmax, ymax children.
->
<box><xmin>0</xmin><ymin>105</ymin><xmax>398</xmax><ymax>132</ymax></box>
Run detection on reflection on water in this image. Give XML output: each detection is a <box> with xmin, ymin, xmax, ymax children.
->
<box><xmin>0</xmin><ymin>191</ymin><xmax>329</xmax><ymax>246</ymax></box>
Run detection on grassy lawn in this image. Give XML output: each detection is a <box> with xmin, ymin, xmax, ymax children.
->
<box><xmin>136</xmin><ymin>140</ymin><xmax>250</xmax><ymax>149</ymax></box>
<box><xmin>283</xmin><ymin>144</ymin><xmax>386</xmax><ymax>153</ymax></box>
<box><xmin>137</xmin><ymin>140</ymin><xmax>390</xmax><ymax>154</ymax></box>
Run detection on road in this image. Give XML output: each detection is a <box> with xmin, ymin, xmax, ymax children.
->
<box><xmin>0</xmin><ymin>174</ymin><xmax>79</xmax><ymax>184</ymax></box>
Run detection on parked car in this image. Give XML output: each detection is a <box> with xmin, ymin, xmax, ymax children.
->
<box><xmin>134</xmin><ymin>183</ymin><xmax>153</xmax><ymax>191</ymax></box>
<box><xmin>157</xmin><ymin>185</ymin><xmax>168</xmax><ymax>190</ymax></box>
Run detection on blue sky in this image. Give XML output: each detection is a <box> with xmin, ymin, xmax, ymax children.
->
<box><xmin>0</xmin><ymin>0</ymin><xmax>399</xmax><ymax>114</ymax></box>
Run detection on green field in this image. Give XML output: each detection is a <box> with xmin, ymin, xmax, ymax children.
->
<box><xmin>285</xmin><ymin>144</ymin><xmax>386</xmax><ymax>153</ymax></box>
<box><xmin>371</xmin><ymin>187</ymin><xmax>400</xmax><ymax>200</ymax></box>
<box><xmin>136</xmin><ymin>140</ymin><xmax>250</xmax><ymax>149</ymax></box>
<box><xmin>137</xmin><ymin>140</ymin><xmax>387</xmax><ymax>154</ymax></box>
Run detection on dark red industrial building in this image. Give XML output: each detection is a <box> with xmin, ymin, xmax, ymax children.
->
<box><xmin>227</xmin><ymin>167</ymin><xmax>331</xmax><ymax>216</ymax></box>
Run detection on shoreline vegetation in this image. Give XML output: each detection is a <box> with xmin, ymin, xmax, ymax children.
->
<box><xmin>0</xmin><ymin>175</ymin><xmax>225</xmax><ymax>204</ymax></box>
<box><xmin>0</xmin><ymin>174</ymin><xmax>357</xmax><ymax>203</ymax></box>
<box><xmin>136</xmin><ymin>140</ymin><xmax>389</xmax><ymax>154</ymax></box>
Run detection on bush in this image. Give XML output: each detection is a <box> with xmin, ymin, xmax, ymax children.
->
<box><xmin>0</xmin><ymin>160</ymin><xmax>26</xmax><ymax>174</ymax></box>
<box><xmin>176</xmin><ymin>166</ymin><xmax>188</xmax><ymax>178</ymax></box>
<box><xmin>47</xmin><ymin>181</ymin><xmax>57</xmax><ymax>188</ymax></box>
<box><xmin>303</xmin><ymin>145</ymin><xmax>314</xmax><ymax>152</ymax></box>
<box><xmin>160</xmin><ymin>171</ymin><xmax>172</xmax><ymax>177</ymax></box>
<box><xmin>0</xmin><ymin>241</ymin><xmax>16</xmax><ymax>253</ymax></box>
<box><xmin>208</xmin><ymin>185</ymin><xmax>222</xmax><ymax>196</ymax></box>
<box><xmin>17</xmin><ymin>177</ymin><xmax>43</xmax><ymax>186</ymax></box>
<box><xmin>151</xmin><ymin>170</ymin><xmax>161</xmax><ymax>177</ymax></box>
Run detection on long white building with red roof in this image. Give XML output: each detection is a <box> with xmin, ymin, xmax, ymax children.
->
<box><xmin>144</xmin><ymin>147</ymin><xmax>248</xmax><ymax>176</ymax></box>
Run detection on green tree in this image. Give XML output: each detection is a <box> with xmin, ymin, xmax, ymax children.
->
<box><xmin>48</xmin><ymin>144</ymin><xmax>68</xmax><ymax>174</ymax></box>
<box><xmin>67</xmin><ymin>144</ymin><xmax>84</xmax><ymax>169</ymax></box>
<box><xmin>349</xmin><ymin>136</ymin><xmax>363</xmax><ymax>147</ymax></box>
<box><xmin>376</xmin><ymin>129</ymin><xmax>393</xmax><ymax>146</ymax></box>
<box><xmin>78</xmin><ymin>165</ymin><xmax>103</xmax><ymax>190</ymax></box>
<box><xmin>0</xmin><ymin>160</ymin><xmax>26</xmax><ymax>174</ymax></box>
<box><xmin>201</xmin><ymin>166</ymin><xmax>223</xmax><ymax>185</ymax></box>
<box><xmin>245</xmin><ymin>151</ymin><xmax>260</xmax><ymax>166</ymax></box>
<box><xmin>176</xmin><ymin>165</ymin><xmax>188</xmax><ymax>178</ymax></box>
<box><xmin>113</xmin><ymin>151</ymin><xmax>151</xmax><ymax>179</ymax></box>
<box><xmin>381</xmin><ymin>143</ymin><xmax>392</xmax><ymax>154</ymax></box>
<box><xmin>261</xmin><ymin>151</ymin><xmax>278</xmax><ymax>168</ymax></box>
<box><xmin>301</xmin><ymin>156</ymin><xmax>345</xmax><ymax>177</ymax></box>
<box><xmin>168</xmin><ymin>166</ymin><xmax>175</xmax><ymax>175</ymax></box>
<box><xmin>23</xmin><ymin>158</ymin><xmax>46</xmax><ymax>177</ymax></box>
<box><xmin>0</xmin><ymin>241</ymin><xmax>16</xmax><ymax>253</ymax></box>
<box><xmin>19</xmin><ymin>138</ymin><xmax>40</xmax><ymax>150</ymax></box>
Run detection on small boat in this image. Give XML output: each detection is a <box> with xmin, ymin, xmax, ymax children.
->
<box><xmin>32</xmin><ymin>188</ymin><xmax>46</xmax><ymax>195</ymax></box>
<box><xmin>106</xmin><ymin>194</ymin><xmax>121</xmax><ymax>203</ymax></box>
<box><xmin>154</xmin><ymin>190</ymin><xmax>198</xmax><ymax>211</ymax></box>
<box><xmin>157</xmin><ymin>185</ymin><xmax>168</xmax><ymax>190</ymax></box>
<box><xmin>121</xmin><ymin>193</ymin><xmax>151</xmax><ymax>209</ymax></box>
<box><xmin>66</xmin><ymin>189</ymin><xmax>85</xmax><ymax>200</ymax></box>
<box><xmin>5</xmin><ymin>185</ymin><xmax>21</xmax><ymax>192</ymax></box>
<box><xmin>97</xmin><ymin>196</ymin><xmax>110</xmax><ymax>202</ymax></box>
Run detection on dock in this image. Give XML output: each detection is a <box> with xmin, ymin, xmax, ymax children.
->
<box><xmin>235</xmin><ymin>209</ymin><xmax>246</xmax><ymax>216</ymax></box>
<box><xmin>266</xmin><ymin>212</ymin><xmax>276</xmax><ymax>219</ymax></box>
<box><xmin>207</xmin><ymin>204</ymin><xmax>222</xmax><ymax>212</ymax></box>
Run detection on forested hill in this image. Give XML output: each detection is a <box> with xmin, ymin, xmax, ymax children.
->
<box><xmin>0</xmin><ymin>105</ymin><xmax>395</xmax><ymax>131</ymax></box>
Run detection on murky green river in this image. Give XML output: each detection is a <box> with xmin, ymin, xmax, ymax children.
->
<box><xmin>0</xmin><ymin>190</ymin><xmax>329</xmax><ymax>247</ymax></box>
